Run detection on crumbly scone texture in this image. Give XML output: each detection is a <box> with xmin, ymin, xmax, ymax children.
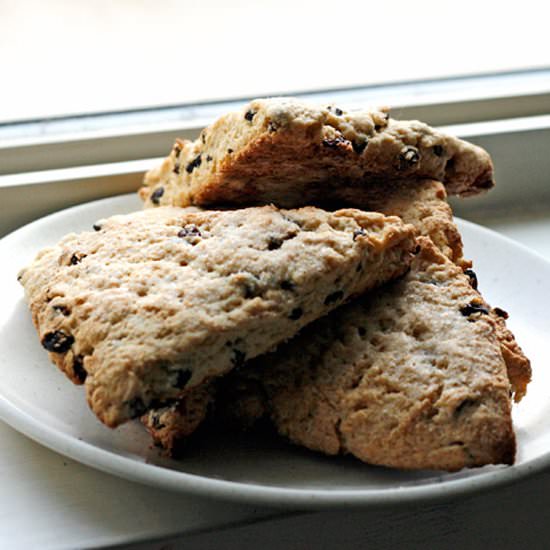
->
<box><xmin>335</xmin><ymin>179</ymin><xmax>468</xmax><ymax>268</ymax></box>
<box><xmin>366</xmin><ymin>181</ymin><xmax>531</xmax><ymax>398</ymax></box>
<box><xmin>243</xmin><ymin>238</ymin><xmax>516</xmax><ymax>471</ymax></box>
<box><xmin>18</xmin><ymin>205</ymin><xmax>416</xmax><ymax>427</ymax></box>
<box><xmin>143</xmin><ymin>240</ymin><xmax>518</xmax><ymax>468</ymax></box>
<box><xmin>139</xmin><ymin>97</ymin><xmax>494</xmax><ymax>209</ymax></box>
<box><xmin>338</xmin><ymin>180</ymin><xmax>531</xmax><ymax>396</ymax></box>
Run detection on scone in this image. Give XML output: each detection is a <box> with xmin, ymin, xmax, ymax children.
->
<box><xmin>146</xmin><ymin>239</ymin><xmax>519</xmax><ymax>470</ymax></box>
<box><xmin>18</xmin><ymin>205</ymin><xmax>416</xmax><ymax>427</ymax></box>
<box><xmin>246</xmin><ymin>237</ymin><xmax>518</xmax><ymax>470</ymax></box>
<box><xmin>139</xmin><ymin>97</ymin><xmax>494</xmax><ymax>209</ymax></box>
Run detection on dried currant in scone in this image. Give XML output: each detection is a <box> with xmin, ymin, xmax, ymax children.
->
<box><xmin>327</xmin><ymin>106</ymin><xmax>344</xmax><ymax>116</ymax></box>
<box><xmin>185</xmin><ymin>154</ymin><xmax>202</xmax><ymax>174</ymax></box>
<box><xmin>150</xmin><ymin>187</ymin><xmax>165</xmax><ymax>205</ymax></box>
<box><xmin>41</xmin><ymin>330</ymin><xmax>74</xmax><ymax>353</ymax></box>
<box><xmin>352</xmin><ymin>137</ymin><xmax>368</xmax><ymax>154</ymax></box>
<box><xmin>177</xmin><ymin>224</ymin><xmax>202</xmax><ymax>245</ymax></box>
<box><xmin>178</xmin><ymin>224</ymin><xmax>201</xmax><ymax>238</ymax></box>
<box><xmin>493</xmin><ymin>307</ymin><xmax>509</xmax><ymax>319</ymax></box>
<box><xmin>322</xmin><ymin>136</ymin><xmax>349</xmax><ymax>149</ymax></box>
<box><xmin>460</xmin><ymin>301</ymin><xmax>489</xmax><ymax>318</ymax></box>
<box><xmin>242</xmin><ymin>275</ymin><xmax>262</xmax><ymax>299</ymax></box>
<box><xmin>173</xmin><ymin>143</ymin><xmax>183</xmax><ymax>174</ymax></box>
<box><xmin>464</xmin><ymin>268</ymin><xmax>478</xmax><ymax>290</ymax></box>
<box><xmin>433</xmin><ymin>144</ymin><xmax>445</xmax><ymax>157</ymax></box>
<box><xmin>231</xmin><ymin>349</ymin><xmax>246</xmax><ymax>368</ymax></box>
<box><xmin>52</xmin><ymin>304</ymin><xmax>71</xmax><ymax>316</ymax></box>
<box><xmin>151</xmin><ymin>412</ymin><xmax>166</xmax><ymax>431</ymax></box>
<box><xmin>174</xmin><ymin>369</ymin><xmax>192</xmax><ymax>389</ymax></box>
<box><xmin>280</xmin><ymin>280</ymin><xmax>295</xmax><ymax>291</ymax></box>
<box><xmin>353</xmin><ymin>228</ymin><xmax>367</xmax><ymax>241</ymax></box>
<box><xmin>324</xmin><ymin>290</ymin><xmax>344</xmax><ymax>305</ymax></box>
<box><xmin>69</xmin><ymin>253</ymin><xmax>86</xmax><ymax>266</ymax></box>
<box><xmin>267</xmin><ymin>236</ymin><xmax>283</xmax><ymax>250</ymax></box>
<box><xmin>289</xmin><ymin>308</ymin><xmax>303</xmax><ymax>320</ymax></box>
<box><xmin>72</xmin><ymin>355</ymin><xmax>87</xmax><ymax>383</ymax></box>
<box><xmin>398</xmin><ymin>146</ymin><xmax>420</xmax><ymax>171</ymax></box>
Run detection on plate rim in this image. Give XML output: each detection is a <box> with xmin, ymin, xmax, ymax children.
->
<box><xmin>0</xmin><ymin>193</ymin><xmax>548</xmax><ymax>509</ymax></box>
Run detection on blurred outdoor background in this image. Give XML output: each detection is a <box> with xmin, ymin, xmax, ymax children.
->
<box><xmin>1</xmin><ymin>0</ymin><xmax>549</xmax><ymax>123</ymax></box>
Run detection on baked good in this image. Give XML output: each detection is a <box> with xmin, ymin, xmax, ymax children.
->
<box><xmin>139</xmin><ymin>97</ymin><xmax>494</xmax><ymax>209</ymax></box>
<box><xmin>143</xmin><ymin>182</ymin><xmax>531</xmax><ymax>463</ymax></box>
<box><xmin>331</xmin><ymin>178</ymin><xmax>468</xmax><ymax>268</ymax></box>
<box><xmin>248</xmin><ymin>237</ymin><xmax>517</xmax><ymax>470</ymax></box>
<box><xmin>18</xmin><ymin>205</ymin><xmax>416</xmax><ymax>427</ymax></box>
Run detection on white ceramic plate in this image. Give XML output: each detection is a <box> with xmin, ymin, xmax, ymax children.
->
<box><xmin>0</xmin><ymin>194</ymin><xmax>548</xmax><ymax>509</ymax></box>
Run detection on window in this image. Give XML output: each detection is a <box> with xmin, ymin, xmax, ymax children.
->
<box><xmin>1</xmin><ymin>1</ymin><xmax>550</xmax><ymax>258</ymax></box>
<box><xmin>2</xmin><ymin>1</ymin><xmax>550</xmax><ymax>123</ymax></box>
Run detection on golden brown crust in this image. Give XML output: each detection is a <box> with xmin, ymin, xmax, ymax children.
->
<box><xmin>490</xmin><ymin>310</ymin><xmax>531</xmax><ymax>402</ymax></box>
<box><xmin>338</xmin><ymin>180</ymin><xmax>531</xmax><ymax>398</ymax></box>
<box><xmin>139</xmin><ymin>98</ymin><xmax>494</xmax><ymax>209</ymax></box>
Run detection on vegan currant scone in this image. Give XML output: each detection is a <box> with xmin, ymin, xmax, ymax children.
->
<box><xmin>145</xmin><ymin>238</ymin><xmax>520</xmax><ymax>470</ymax></box>
<box><xmin>139</xmin><ymin>97</ymin><xmax>494</xmax><ymax>209</ymax></box>
<box><xmin>18</xmin><ymin>204</ymin><xmax>417</xmax><ymax>427</ymax></box>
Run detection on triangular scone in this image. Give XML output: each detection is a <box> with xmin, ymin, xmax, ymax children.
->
<box><xmin>139</xmin><ymin>97</ymin><xmax>494</xmax><ymax>209</ymax></box>
<box><xmin>18</xmin><ymin>205</ymin><xmax>416</xmax><ymax>427</ymax></box>
<box><xmin>232</xmin><ymin>238</ymin><xmax>517</xmax><ymax>471</ymax></box>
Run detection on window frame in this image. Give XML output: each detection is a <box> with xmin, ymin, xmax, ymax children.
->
<box><xmin>1</xmin><ymin>68</ymin><xmax>550</xmax><ymax>237</ymax></box>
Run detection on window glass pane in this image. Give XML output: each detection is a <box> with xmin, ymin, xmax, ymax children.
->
<box><xmin>1</xmin><ymin>0</ymin><xmax>549</xmax><ymax>123</ymax></box>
